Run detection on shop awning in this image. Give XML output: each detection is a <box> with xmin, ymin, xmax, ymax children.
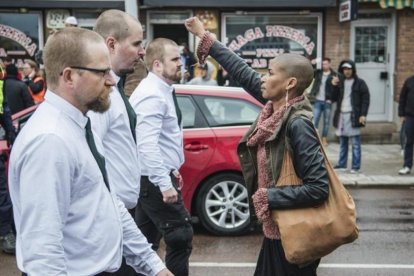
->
<box><xmin>360</xmin><ymin>0</ymin><xmax>414</xmax><ymax>9</ymax></box>
<box><xmin>141</xmin><ymin>0</ymin><xmax>337</xmax><ymax>8</ymax></box>
<box><xmin>0</xmin><ymin>0</ymin><xmax>124</xmax><ymax>9</ymax></box>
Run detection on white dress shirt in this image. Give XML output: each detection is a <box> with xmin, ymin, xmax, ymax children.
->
<box><xmin>130</xmin><ymin>72</ymin><xmax>184</xmax><ymax>192</ymax></box>
<box><xmin>9</xmin><ymin>91</ymin><xmax>165</xmax><ymax>275</ymax></box>
<box><xmin>88</xmin><ymin>71</ymin><xmax>140</xmax><ymax>209</ymax></box>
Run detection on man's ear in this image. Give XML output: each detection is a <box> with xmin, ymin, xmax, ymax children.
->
<box><xmin>106</xmin><ymin>36</ymin><xmax>116</xmax><ymax>53</ymax></box>
<box><xmin>61</xmin><ymin>68</ymin><xmax>74</xmax><ymax>86</ymax></box>
<box><xmin>152</xmin><ymin>59</ymin><xmax>163</xmax><ymax>73</ymax></box>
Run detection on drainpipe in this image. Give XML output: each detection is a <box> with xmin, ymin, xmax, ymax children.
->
<box><xmin>124</xmin><ymin>0</ymin><xmax>138</xmax><ymax>18</ymax></box>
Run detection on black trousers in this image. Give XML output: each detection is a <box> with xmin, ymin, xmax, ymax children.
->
<box><xmin>254</xmin><ymin>238</ymin><xmax>320</xmax><ymax>276</ymax></box>
<box><xmin>0</xmin><ymin>158</ymin><xmax>13</xmax><ymax>236</ymax></box>
<box><xmin>135</xmin><ymin>175</ymin><xmax>193</xmax><ymax>276</ymax></box>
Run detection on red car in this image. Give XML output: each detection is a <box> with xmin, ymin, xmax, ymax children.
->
<box><xmin>1</xmin><ymin>85</ymin><xmax>263</xmax><ymax>235</ymax></box>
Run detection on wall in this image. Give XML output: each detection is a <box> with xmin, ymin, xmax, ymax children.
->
<box><xmin>324</xmin><ymin>7</ymin><xmax>351</xmax><ymax>70</ymax></box>
<box><xmin>395</xmin><ymin>8</ymin><xmax>414</xmax><ymax>101</ymax></box>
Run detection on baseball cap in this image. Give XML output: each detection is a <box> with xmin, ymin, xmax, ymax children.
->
<box><xmin>65</xmin><ymin>16</ymin><xmax>78</xmax><ymax>26</ymax></box>
<box><xmin>341</xmin><ymin>62</ymin><xmax>353</xmax><ymax>69</ymax></box>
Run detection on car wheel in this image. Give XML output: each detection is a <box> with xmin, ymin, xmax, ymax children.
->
<box><xmin>196</xmin><ymin>173</ymin><xmax>251</xmax><ymax>235</ymax></box>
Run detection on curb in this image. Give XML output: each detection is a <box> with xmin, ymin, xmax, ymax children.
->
<box><xmin>340</xmin><ymin>174</ymin><xmax>414</xmax><ymax>188</ymax></box>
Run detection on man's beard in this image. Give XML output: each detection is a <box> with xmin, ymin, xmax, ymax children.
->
<box><xmin>162</xmin><ymin>70</ymin><xmax>181</xmax><ymax>84</ymax></box>
<box><xmin>87</xmin><ymin>89</ymin><xmax>111</xmax><ymax>113</ymax></box>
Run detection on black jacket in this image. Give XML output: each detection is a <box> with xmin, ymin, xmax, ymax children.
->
<box><xmin>332</xmin><ymin>60</ymin><xmax>370</xmax><ymax>128</ymax></box>
<box><xmin>0</xmin><ymin>80</ymin><xmax>17</xmax><ymax>145</ymax></box>
<box><xmin>4</xmin><ymin>76</ymin><xmax>35</xmax><ymax>114</ymax></box>
<box><xmin>309</xmin><ymin>69</ymin><xmax>336</xmax><ymax>102</ymax></box>
<box><xmin>398</xmin><ymin>76</ymin><xmax>414</xmax><ymax>117</ymax></box>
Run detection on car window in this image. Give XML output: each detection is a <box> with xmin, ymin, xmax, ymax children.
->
<box><xmin>196</xmin><ymin>96</ymin><xmax>261</xmax><ymax>127</ymax></box>
<box><xmin>177</xmin><ymin>95</ymin><xmax>207</xmax><ymax>129</ymax></box>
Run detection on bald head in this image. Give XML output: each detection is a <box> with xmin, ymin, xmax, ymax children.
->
<box><xmin>271</xmin><ymin>54</ymin><xmax>314</xmax><ymax>95</ymax></box>
<box><xmin>94</xmin><ymin>9</ymin><xmax>142</xmax><ymax>42</ymax></box>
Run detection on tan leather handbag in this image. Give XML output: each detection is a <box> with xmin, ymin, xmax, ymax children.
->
<box><xmin>271</xmin><ymin>137</ymin><xmax>359</xmax><ymax>266</ymax></box>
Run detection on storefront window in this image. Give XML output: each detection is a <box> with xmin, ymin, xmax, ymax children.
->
<box><xmin>0</xmin><ymin>13</ymin><xmax>41</xmax><ymax>67</ymax></box>
<box><xmin>223</xmin><ymin>13</ymin><xmax>321</xmax><ymax>70</ymax></box>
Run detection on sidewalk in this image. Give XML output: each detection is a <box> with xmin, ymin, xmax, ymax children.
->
<box><xmin>324</xmin><ymin>143</ymin><xmax>414</xmax><ymax>187</ymax></box>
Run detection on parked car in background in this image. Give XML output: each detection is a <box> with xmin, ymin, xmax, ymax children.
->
<box><xmin>0</xmin><ymin>85</ymin><xmax>263</xmax><ymax>235</ymax></box>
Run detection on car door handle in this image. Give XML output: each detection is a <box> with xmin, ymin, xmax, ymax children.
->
<box><xmin>184</xmin><ymin>143</ymin><xmax>209</xmax><ymax>151</ymax></box>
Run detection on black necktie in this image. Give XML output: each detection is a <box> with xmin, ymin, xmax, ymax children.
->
<box><xmin>85</xmin><ymin>117</ymin><xmax>110</xmax><ymax>191</ymax></box>
<box><xmin>172</xmin><ymin>89</ymin><xmax>182</xmax><ymax>127</ymax></box>
<box><xmin>117</xmin><ymin>78</ymin><xmax>137</xmax><ymax>143</ymax></box>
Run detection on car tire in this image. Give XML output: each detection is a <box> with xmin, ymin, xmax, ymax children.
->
<box><xmin>196</xmin><ymin>173</ymin><xmax>251</xmax><ymax>235</ymax></box>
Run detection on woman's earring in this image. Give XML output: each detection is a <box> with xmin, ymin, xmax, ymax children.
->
<box><xmin>285</xmin><ymin>89</ymin><xmax>289</xmax><ymax>108</ymax></box>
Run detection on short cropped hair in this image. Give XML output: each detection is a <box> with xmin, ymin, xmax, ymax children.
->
<box><xmin>322</xmin><ymin>57</ymin><xmax>331</xmax><ymax>63</ymax></box>
<box><xmin>94</xmin><ymin>9</ymin><xmax>139</xmax><ymax>42</ymax></box>
<box><xmin>274</xmin><ymin>54</ymin><xmax>314</xmax><ymax>95</ymax></box>
<box><xmin>144</xmin><ymin>38</ymin><xmax>177</xmax><ymax>71</ymax></box>
<box><xmin>43</xmin><ymin>27</ymin><xmax>104</xmax><ymax>89</ymax></box>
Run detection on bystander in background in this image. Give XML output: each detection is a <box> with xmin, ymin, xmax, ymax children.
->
<box><xmin>332</xmin><ymin>60</ymin><xmax>370</xmax><ymax>174</ymax></box>
<box><xmin>22</xmin><ymin>60</ymin><xmax>46</xmax><ymax>103</ymax></box>
<box><xmin>398</xmin><ymin>75</ymin><xmax>414</xmax><ymax>175</ymax></box>
<box><xmin>187</xmin><ymin>61</ymin><xmax>217</xmax><ymax>86</ymax></box>
<box><xmin>309</xmin><ymin>57</ymin><xmax>337</xmax><ymax>146</ymax></box>
<box><xmin>3</xmin><ymin>64</ymin><xmax>34</xmax><ymax>114</ymax></box>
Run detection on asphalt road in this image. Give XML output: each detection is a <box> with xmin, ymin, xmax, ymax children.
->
<box><xmin>1</xmin><ymin>188</ymin><xmax>414</xmax><ymax>276</ymax></box>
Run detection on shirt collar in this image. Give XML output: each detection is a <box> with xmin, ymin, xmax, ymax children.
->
<box><xmin>44</xmin><ymin>90</ymin><xmax>88</xmax><ymax>129</ymax></box>
<box><xmin>147</xmin><ymin>72</ymin><xmax>174</xmax><ymax>93</ymax></box>
<box><xmin>111</xmin><ymin>70</ymin><xmax>121</xmax><ymax>87</ymax></box>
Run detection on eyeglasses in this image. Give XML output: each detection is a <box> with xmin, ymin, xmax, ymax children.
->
<box><xmin>60</xmin><ymin>66</ymin><xmax>111</xmax><ymax>78</ymax></box>
<box><xmin>71</xmin><ymin>66</ymin><xmax>112</xmax><ymax>78</ymax></box>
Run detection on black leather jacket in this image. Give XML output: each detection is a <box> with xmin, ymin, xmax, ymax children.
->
<box><xmin>208</xmin><ymin>41</ymin><xmax>329</xmax><ymax>212</ymax></box>
<box><xmin>309</xmin><ymin>69</ymin><xmax>336</xmax><ymax>102</ymax></box>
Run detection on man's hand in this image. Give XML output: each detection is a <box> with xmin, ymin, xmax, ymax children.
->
<box><xmin>156</xmin><ymin>268</ymin><xmax>174</xmax><ymax>276</ymax></box>
<box><xmin>400</xmin><ymin>116</ymin><xmax>405</xmax><ymax>123</ymax></box>
<box><xmin>359</xmin><ymin>116</ymin><xmax>366</xmax><ymax>126</ymax></box>
<box><xmin>184</xmin><ymin>17</ymin><xmax>206</xmax><ymax>38</ymax></box>
<box><xmin>162</xmin><ymin>187</ymin><xmax>178</xmax><ymax>204</ymax></box>
<box><xmin>331</xmin><ymin>76</ymin><xmax>339</xmax><ymax>86</ymax></box>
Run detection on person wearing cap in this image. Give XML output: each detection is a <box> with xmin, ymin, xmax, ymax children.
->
<box><xmin>187</xmin><ymin>61</ymin><xmax>217</xmax><ymax>86</ymax></box>
<box><xmin>3</xmin><ymin>64</ymin><xmax>34</xmax><ymax>114</ymax></box>
<box><xmin>65</xmin><ymin>16</ymin><xmax>78</xmax><ymax>27</ymax></box>
<box><xmin>332</xmin><ymin>60</ymin><xmax>370</xmax><ymax>174</ymax></box>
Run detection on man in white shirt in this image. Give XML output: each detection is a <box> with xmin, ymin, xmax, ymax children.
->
<box><xmin>88</xmin><ymin>10</ymin><xmax>147</xmax><ymax>275</ymax></box>
<box><xmin>9</xmin><ymin>28</ymin><xmax>172</xmax><ymax>276</ymax></box>
<box><xmin>130</xmin><ymin>38</ymin><xmax>193</xmax><ymax>276</ymax></box>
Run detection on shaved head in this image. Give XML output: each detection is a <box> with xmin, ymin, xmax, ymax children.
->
<box><xmin>271</xmin><ymin>54</ymin><xmax>314</xmax><ymax>95</ymax></box>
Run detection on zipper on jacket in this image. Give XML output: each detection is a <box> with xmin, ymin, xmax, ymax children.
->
<box><xmin>247</xmin><ymin>146</ymin><xmax>257</xmax><ymax>176</ymax></box>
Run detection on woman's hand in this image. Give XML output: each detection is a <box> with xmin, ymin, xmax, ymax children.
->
<box><xmin>184</xmin><ymin>17</ymin><xmax>206</xmax><ymax>39</ymax></box>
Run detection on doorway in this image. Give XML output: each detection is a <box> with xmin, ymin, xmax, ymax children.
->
<box><xmin>350</xmin><ymin>14</ymin><xmax>395</xmax><ymax>122</ymax></box>
<box><xmin>147</xmin><ymin>10</ymin><xmax>193</xmax><ymax>49</ymax></box>
<box><xmin>153</xmin><ymin>24</ymin><xmax>189</xmax><ymax>44</ymax></box>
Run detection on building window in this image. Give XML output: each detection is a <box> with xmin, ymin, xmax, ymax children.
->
<box><xmin>354</xmin><ymin>26</ymin><xmax>387</xmax><ymax>63</ymax></box>
<box><xmin>0</xmin><ymin>12</ymin><xmax>42</xmax><ymax>66</ymax></box>
<box><xmin>222</xmin><ymin>13</ymin><xmax>322</xmax><ymax>71</ymax></box>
